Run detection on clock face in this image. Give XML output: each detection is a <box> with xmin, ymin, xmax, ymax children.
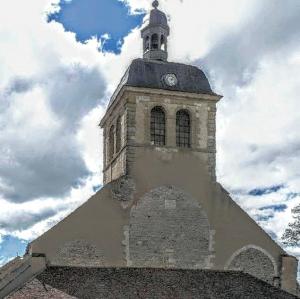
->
<box><xmin>164</xmin><ymin>73</ymin><xmax>178</xmax><ymax>86</ymax></box>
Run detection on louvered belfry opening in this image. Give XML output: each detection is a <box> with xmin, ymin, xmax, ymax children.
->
<box><xmin>151</xmin><ymin>34</ymin><xmax>159</xmax><ymax>50</ymax></box>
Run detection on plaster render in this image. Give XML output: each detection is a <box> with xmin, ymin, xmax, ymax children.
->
<box><xmin>29</xmin><ymin>186</ymin><xmax>129</xmax><ymax>268</ymax></box>
<box><xmin>281</xmin><ymin>255</ymin><xmax>299</xmax><ymax>296</ymax></box>
<box><xmin>27</xmin><ymin>172</ymin><xmax>285</xmax><ymax>281</ymax></box>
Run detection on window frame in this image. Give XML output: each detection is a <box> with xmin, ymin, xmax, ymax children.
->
<box><xmin>108</xmin><ymin>125</ymin><xmax>115</xmax><ymax>161</ymax></box>
<box><xmin>176</xmin><ymin>109</ymin><xmax>191</xmax><ymax>148</ymax></box>
<box><xmin>115</xmin><ymin>116</ymin><xmax>122</xmax><ymax>153</ymax></box>
<box><xmin>150</xmin><ymin>106</ymin><xmax>166</xmax><ymax>146</ymax></box>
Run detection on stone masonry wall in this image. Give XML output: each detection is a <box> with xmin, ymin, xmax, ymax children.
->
<box><xmin>125</xmin><ymin>100</ymin><xmax>136</xmax><ymax>176</ymax></box>
<box><xmin>103</xmin><ymin>90</ymin><xmax>218</xmax><ymax>184</ymax></box>
<box><xmin>103</xmin><ymin>102</ymin><xmax>127</xmax><ymax>184</ymax></box>
<box><xmin>51</xmin><ymin>240</ymin><xmax>104</xmax><ymax>267</ymax></box>
<box><xmin>132</xmin><ymin>92</ymin><xmax>217</xmax><ymax>181</ymax></box>
<box><xmin>226</xmin><ymin>247</ymin><xmax>276</xmax><ymax>284</ymax></box>
<box><xmin>128</xmin><ymin>185</ymin><xmax>214</xmax><ymax>268</ymax></box>
<box><xmin>111</xmin><ymin>150</ymin><xmax>126</xmax><ymax>181</ymax></box>
<box><xmin>207</xmin><ymin>104</ymin><xmax>217</xmax><ymax>181</ymax></box>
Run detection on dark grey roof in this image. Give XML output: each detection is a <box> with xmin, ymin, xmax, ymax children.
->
<box><xmin>108</xmin><ymin>59</ymin><xmax>214</xmax><ymax>108</ymax></box>
<box><xmin>22</xmin><ymin>267</ymin><xmax>297</xmax><ymax>299</ymax></box>
<box><xmin>149</xmin><ymin>8</ymin><xmax>168</xmax><ymax>28</ymax></box>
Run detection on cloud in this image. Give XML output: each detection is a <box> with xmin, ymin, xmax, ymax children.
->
<box><xmin>0</xmin><ymin>175</ymin><xmax>101</xmax><ymax>241</ymax></box>
<box><xmin>0</xmin><ymin>65</ymin><xmax>106</xmax><ymax>202</ymax></box>
<box><xmin>0</xmin><ymin>197</ymin><xmax>72</xmax><ymax>233</ymax></box>
<box><xmin>0</xmin><ymin>0</ymin><xmax>146</xmax><ymax>242</ymax></box>
<box><xmin>202</xmin><ymin>0</ymin><xmax>300</xmax><ymax>88</ymax></box>
<box><xmin>0</xmin><ymin>207</ymin><xmax>59</xmax><ymax>232</ymax></box>
<box><xmin>0</xmin><ymin>0</ymin><xmax>116</xmax><ymax>245</ymax></box>
<box><xmin>0</xmin><ymin>0</ymin><xmax>110</xmax><ymax>203</ymax></box>
<box><xmin>217</xmin><ymin>53</ymin><xmax>300</xmax><ymax>191</ymax></box>
<box><xmin>173</xmin><ymin>0</ymin><xmax>300</xmax><ymax>267</ymax></box>
<box><xmin>44</xmin><ymin>65</ymin><xmax>106</xmax><ymax>126</ymax></box>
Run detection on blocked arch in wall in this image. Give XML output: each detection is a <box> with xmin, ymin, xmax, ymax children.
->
<box><xmin>224</xmin><ymin>245</ymin><xmax>278</xmax><ymax>285</ymax></box>
<box><xmin>128</xmin><ymin>185</ymin><xmax>213</xmax><ymax>269</ymax></box>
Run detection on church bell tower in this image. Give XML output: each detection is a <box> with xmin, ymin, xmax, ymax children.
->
<box><xmin>2</xmin><ymin>2</ymin><xmax>297</xmax><ymax>298</ymax></box>
<box><xmin>100</xmin><ymin>1</ymin><xmax>221</xmax><ymax>185</ymax></box>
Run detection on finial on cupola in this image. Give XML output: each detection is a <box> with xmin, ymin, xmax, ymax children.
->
<box><xmin>152</xmin><ymin>0</ymin><xmax>159</xmax><ymax>9</ymax></box>
<box><xmin>141</xmin><ymin>0</ymin><xmax>170</xmax><ymax>61</ymax></box>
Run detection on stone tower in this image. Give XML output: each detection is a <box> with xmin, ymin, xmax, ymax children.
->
<box><xmin>1</xmin><ymin>2</ymin><xmax>299</xmax><ymax>298</ymax></box>
<box><xmin>101</xmin><ymin>1</ymin><xmax>218</xmax><ymax>185</ymax></box>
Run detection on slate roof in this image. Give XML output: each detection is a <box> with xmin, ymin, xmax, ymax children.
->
<box><xmin>108</xmin><ymin>58</ymin><xmax>214</xmax><ymax>108</ymax></box>
<box><xmin>7</xmin><ymin>266</ymin><xmax>298</xmax><ymax>299</ymax></box>
<box><xmin>149</xmin><ymin>8</ymin><xmax>168</xmax><ymax>28</ymax></box>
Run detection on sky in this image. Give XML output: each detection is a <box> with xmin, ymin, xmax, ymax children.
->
<box><xmin>0</xmin><ymin>0</ymin><xmax>300</xmax><ymax>277</ymax></box>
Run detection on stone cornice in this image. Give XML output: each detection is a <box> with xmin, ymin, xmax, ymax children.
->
<box><xmin>99</xmin><ymin>86</ymin><xmax>223</xmax><ymax>127</ymax></box>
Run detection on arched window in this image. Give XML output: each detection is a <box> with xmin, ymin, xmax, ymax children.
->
<box><xmin>151</xmin><ymin>106</ymin><xmax>166</xmax><ymax>146</ymax></box>
<box><xmin>108</xmin><ymin>125</ymin><xmax>115</xmax><ymax>161</ymax></box>
<box><xmin>176</xmin><ymin>110</ymin><xmax>191</xmax><ymax>148</ymax></box>
<box><xmin>151</xmin><ymin>34</ymin><xmax>159</xmax><ymax>50</ymax></box>
<box><xmin>160</xmin><ymin>35</ymin><xmax>166</xmax><ymax>51</ymax></box>
<box><xmin>145</xmin><ymin>36</ymin><xmax>150</xmax><ymax>51</ymax></box>
<box><xmin>116</xmin><ymin>116</ymin><xmax>121</xmax><ymax>153</ymax></box>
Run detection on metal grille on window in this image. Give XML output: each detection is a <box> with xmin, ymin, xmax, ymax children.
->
<box><xmin>176</xmin><ymin>110</ymin><xmax>191</xmax><ymax>148</ymax></box>
<box><xmin>151</xmin><ymin>107</ymin><xmax>166</xmax><ymax>146</ymax></box>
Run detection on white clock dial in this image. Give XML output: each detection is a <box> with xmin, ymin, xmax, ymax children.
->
<box><xmin>164</xmin><ymin>74</ymin><xmax>178</xmax><ymax>86</ymax></box>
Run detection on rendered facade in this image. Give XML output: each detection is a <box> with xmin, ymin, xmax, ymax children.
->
<box><xmin>0</xmin><ymin>1</ymin><xmax>299</xmax><ymax>298</ymax></box>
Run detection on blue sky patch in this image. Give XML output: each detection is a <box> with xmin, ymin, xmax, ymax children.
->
<box><xmin>259</xmin><ymin>204</ymin><xmax>288</xmax><ymax>212</ymax></box>
<box><xmin>249</xmin><ymin>185</ymin><xmax>284</xmax><ymax>196</ymax></box>
<box><xmin>255</xmin><ymin>204</ymin><xmax>288</xmax><ymax>223</ymax></box>
<box><xmin>0</xmin><ymin>236</ymin><xmax>28</xmax><ymax>266</ymax></box>
<box><xmin>48</xmin><ymin>0</ymin><xmax>145</xmax><ymax>53</ymax></box>
<box><xmin>93</xmin><ymin>184</ymin><xmax>102</xmax><ymax>193</ymax></box>
<box><xmin>256</xmin><ymin>215</ymin><xmax>274</xmax><ymax>222</ymax></box>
